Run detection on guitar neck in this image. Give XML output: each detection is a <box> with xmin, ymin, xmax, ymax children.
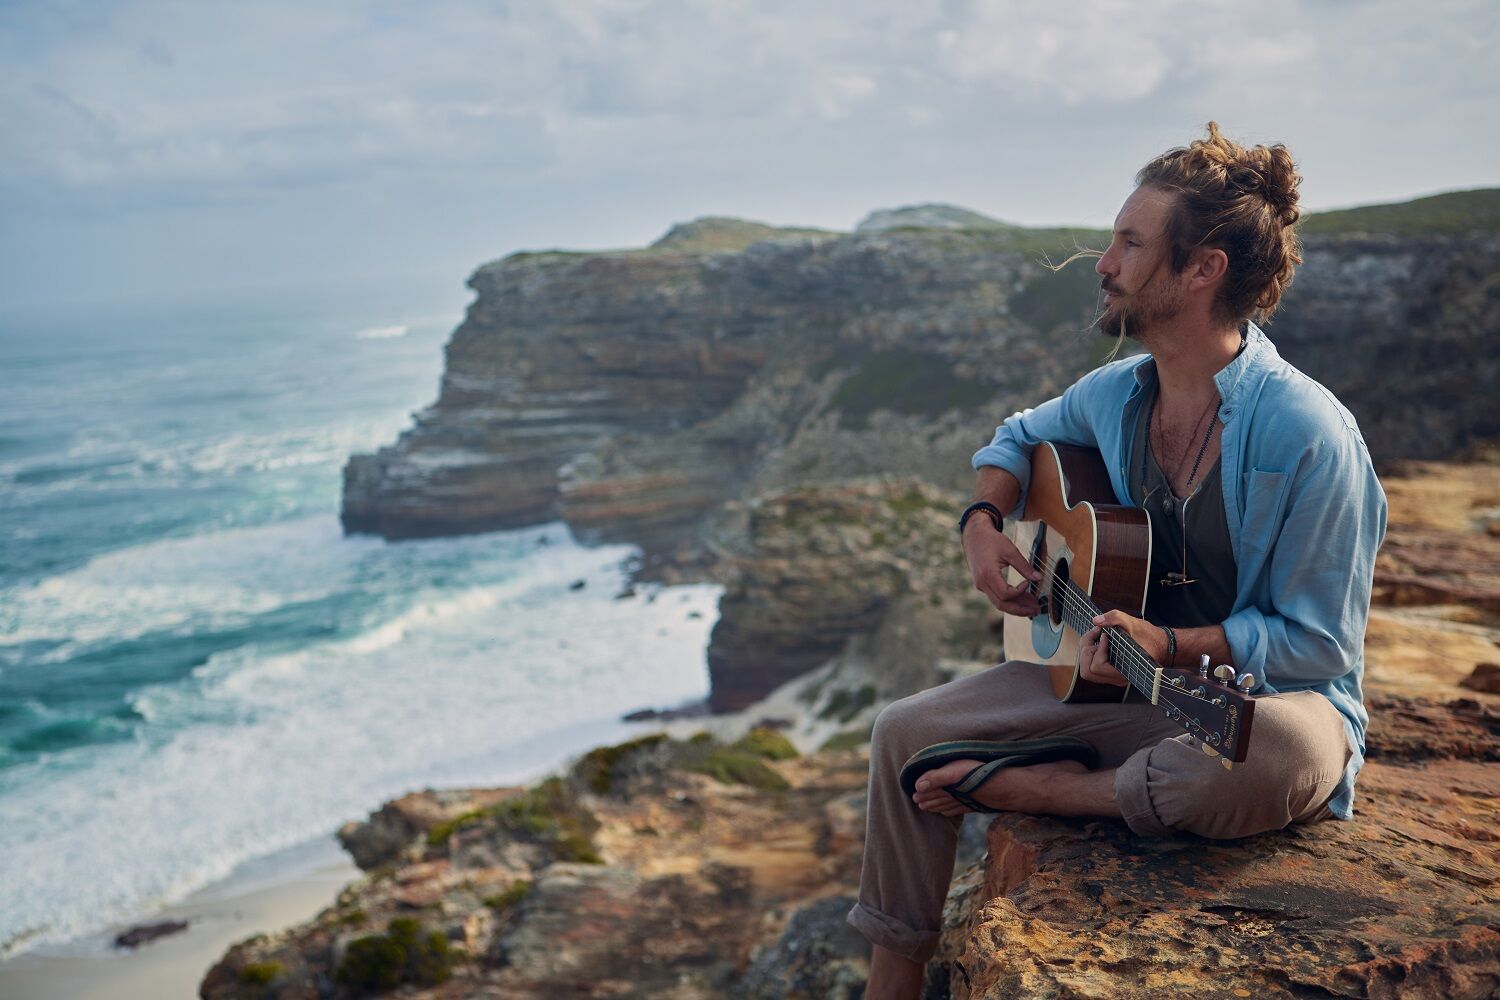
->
<box><xmin>1035</xmin><ymin>574</ymin><xmax>1163</xmax><ymax>703</ymax></box>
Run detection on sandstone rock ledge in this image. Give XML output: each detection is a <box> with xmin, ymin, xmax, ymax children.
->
<box><xmin>933</xmin><ymin>755</ymin><xmax>1498</xmax><ymax>1000</ymax></box>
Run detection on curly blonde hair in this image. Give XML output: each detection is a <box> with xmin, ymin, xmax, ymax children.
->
<box><xmin>1135</xmin><ymin>121</ymin><xmax>1303</xmax><ymax>325</ymax></box>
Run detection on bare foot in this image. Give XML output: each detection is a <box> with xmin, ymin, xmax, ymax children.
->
<box><xmin>911</xmin><ymin>757</ymin><xmax>1090</xmax><ymax>815</ymax></box>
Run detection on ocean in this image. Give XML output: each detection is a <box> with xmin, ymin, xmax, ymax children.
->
<box><xmin>0</xmin><ymin>284</ymin><xmax>718</xmax><ymax>960</ymax></box>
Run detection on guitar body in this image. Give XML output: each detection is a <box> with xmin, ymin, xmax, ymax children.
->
<box><xmin>1002</xmin><ymin>442</ymin><xmax>1154</xmax><ymax>702</ymax></box>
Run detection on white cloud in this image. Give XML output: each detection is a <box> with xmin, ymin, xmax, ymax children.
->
<box><xmin>0</xmin><ymin>0</ymin><xmax>1494</xmax><ymax>309</ymax></box>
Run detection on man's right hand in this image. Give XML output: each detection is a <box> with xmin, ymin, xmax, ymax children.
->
<box><xmin>963</xmin><ymin>518</ymin><xmax>1043</xmax><ymax>617</ymax></box>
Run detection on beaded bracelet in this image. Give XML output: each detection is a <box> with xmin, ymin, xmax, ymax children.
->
<box><xmin>957</xmin><ymin>501</ymin><xmax>1004</xmax><ymax>536</ymax></box>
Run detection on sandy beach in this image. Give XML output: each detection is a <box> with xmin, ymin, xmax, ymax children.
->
<box><xmin>0</xmin><ymin>833</ymin><xmax>361</xmax><ymax>1000</ymax></box>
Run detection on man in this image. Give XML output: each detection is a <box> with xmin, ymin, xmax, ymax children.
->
<box><xmin>846</xmin><ymin>123</ymin><xmax>1388</xmax><ymax>999</ymax></box>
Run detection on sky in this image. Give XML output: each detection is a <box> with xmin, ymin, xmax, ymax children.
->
<box><xmin>1</xmin><ymin>0</ymin><xmax>1496</xmax><ymax>316</ymax></box>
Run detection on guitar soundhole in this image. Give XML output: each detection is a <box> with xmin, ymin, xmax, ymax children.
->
<box><xmin>1048</xmin><ymin>558</ymin><xmax>1070</xmax><ymax>629</ymax></box>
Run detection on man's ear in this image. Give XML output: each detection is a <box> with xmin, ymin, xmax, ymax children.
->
<box><xmin>1188</xmin><ymin>247</ymin><xmax>1229</xmax><ymax>291</ymax></box>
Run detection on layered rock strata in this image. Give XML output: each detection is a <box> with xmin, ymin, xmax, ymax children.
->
<box><xmin>340</xmin><ymin>214</ymin><xmax>1113</xmax><ymax>547</ymax></box>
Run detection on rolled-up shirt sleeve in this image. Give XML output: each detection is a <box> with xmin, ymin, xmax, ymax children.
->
<box><xmin>970</xmin><ymin>364</ymin><xmax>1110</xmax><ymax>519</ymax></box>
<box><xmin>1221</xmin><ymin>427</ymin><xmax>1388</xmax><ymax>689</ymax></box>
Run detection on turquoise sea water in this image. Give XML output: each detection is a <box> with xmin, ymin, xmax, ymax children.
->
<box><xmin>0</xmin><ymin>286</ymin><xmax>717</xmax><ymax>958</ymax></box>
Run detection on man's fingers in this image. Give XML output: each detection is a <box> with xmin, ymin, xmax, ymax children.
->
<box><xmin>1003</xmin><ymin>549</ymin><xmax>1044</xmax><ymax>583</ymax></box>
<box><xmin>976</xmin><ymin>571</ymin><xmax>1040</xmax><ymax>616</ymax></box>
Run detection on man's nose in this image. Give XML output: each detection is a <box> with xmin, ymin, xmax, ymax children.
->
<box><xmin>1095</xmin><ymin>248</ymin><xmax>1114</xmax><ymax>277</ymax></box>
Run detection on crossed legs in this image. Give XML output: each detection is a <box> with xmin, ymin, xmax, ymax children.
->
<box><xmin>848</xmin><ymin>660</ymin><xmax>1351</xmax><ymax>997</ymax></box>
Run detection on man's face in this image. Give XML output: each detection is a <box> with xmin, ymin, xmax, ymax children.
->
<box><xmin>1094</xmin><ymin>185</ymin><xmax>1184</xmax><ymax>340</ymax></box>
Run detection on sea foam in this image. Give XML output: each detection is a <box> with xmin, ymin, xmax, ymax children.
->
<box><xmin>0</xmin><ymin>517</ymin><xmax>718</xmax><ymax>960</ymax></box>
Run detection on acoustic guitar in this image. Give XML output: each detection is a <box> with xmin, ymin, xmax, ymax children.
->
<box><xmin>1001</xmin><ymin>441</ymin><xmax>1258</xmax><ymax>764</ymax></box>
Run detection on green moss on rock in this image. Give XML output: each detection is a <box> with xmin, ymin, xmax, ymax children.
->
<box><xmin>483</xmin><ymin>879</ymin><xmax>532</xmax><ymax>911</ymax></box>
<box><xmin>426</xmin><ymin>778</ymin><xmax>604</xmax><ymax>864</ymax></box>
<box><xmin>1300</xmin><ymin>187</ymin><xmax>1500</xmax><ymax>236</ymax></box>
<box><xmin>736</xmin><ymin>726</ymin><xmax>800</xmax><ymax>761</ymax></box>
<box><xmin>819</xmin><ymin>684</ymin><xmax>877</xmax><ymax>723</ymax></box>
<box><xmin>820</xmin><ymin>728</ymin><xmax>873</xmax><ymax>752</ymax></box>
<box><xmin>574</xmin><ymin>732</ymin><xmax>670</xmax><ymax>794</ymax></box>
<box><xmin>1011</xmin><ymin>260</ymin><xmax>1102</xmax><ymax>334</ymax></box>
<box><xmin>686</xmin><ymin>747</ymin><xmax>791</xmax><ymax>791</ymax></box>
<box><xmin>334</xmin><ymin>917</ymin><xmax>451</xmax><ymax>995</ymax></box>
<box><xmin>237</xmin><ymin>960</ymin><xmax>285</xmax><ymax>985</ymax></box>
<box><xmin>822</xmin><ymin>348</ymin><xmax>994</xmax><ymax>430</ymax></box>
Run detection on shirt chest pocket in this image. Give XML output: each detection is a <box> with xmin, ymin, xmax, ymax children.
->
<box><xmin>1240</xmin><ymin>468</ymin><xmax>1291</xmax><ymax>562</ymax></box>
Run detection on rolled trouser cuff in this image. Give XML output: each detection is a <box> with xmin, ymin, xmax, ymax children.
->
<box><xmin>846</xmin><ymin>900</ymin><xmax>942</xmax><ymax>964</ymax></box>
<box><xmin>1114</xmin><ymin>744</ymin><xmax>1176</xmax><ymax>837</ymax></box>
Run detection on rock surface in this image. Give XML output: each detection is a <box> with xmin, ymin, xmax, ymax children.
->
<box><xmin>940</xmin><ymin>757</ymin><xmax>1497</xmax><ymax>999</ymax></box>
<box><xmin>201</xmin><ymin>733</ymin><xmax>872</xmax><ymax>999</ymax></box>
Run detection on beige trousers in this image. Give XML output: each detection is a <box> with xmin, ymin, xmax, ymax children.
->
<box><xmin>846</xmin><ymin>659</ymin><xmax>1352</xmax><ymax>963</ymax></box>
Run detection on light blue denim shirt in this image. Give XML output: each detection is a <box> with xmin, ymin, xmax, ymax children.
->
<box><xmin>970</xmin><ymin>321</ymin><xmax>1388</xmax><ymax>819</ymax></box>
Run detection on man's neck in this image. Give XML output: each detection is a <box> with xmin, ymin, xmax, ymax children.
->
<box><xmin>1143</xmin><ymin>320</ymin><xmax>1244</xmax><ymax>411</ymax></box>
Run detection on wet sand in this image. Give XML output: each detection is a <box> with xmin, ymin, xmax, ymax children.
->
<box><xmin>0</xmin><ymin>833</ymin><xmax>360</xmax><ymax>1000</ymax></box>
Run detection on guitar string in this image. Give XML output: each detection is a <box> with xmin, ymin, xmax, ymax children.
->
<box><xmin>1017</xmin><ymin>548</ymin><xmax>1160</xmax><ymax>688</ymax></box>
<box><xmin>1018</xmin><ymin>548</ymin><xmax>1226</xmax><ymax>710</ymax></box>
<box><xmin>1018</xmin><ymin>556</ymin><xmax>1231</xmax><ymax>750</ymax></box>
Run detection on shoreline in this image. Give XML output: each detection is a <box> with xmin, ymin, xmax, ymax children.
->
<box><xmin>0</xmin><ymin>832</ymin><xmax>360</xmax><ymax>1000</ymax></box>
<box><xmin>0</xmin><ymin>703</ymin><xmax>729</xmax><ymax>1000</ymax></box>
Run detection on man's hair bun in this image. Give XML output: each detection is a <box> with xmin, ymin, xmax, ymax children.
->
<box><xmin>1135</xmin><ymin>121</ymin><xmax>1305</xmax><ymax>324</ymax></box>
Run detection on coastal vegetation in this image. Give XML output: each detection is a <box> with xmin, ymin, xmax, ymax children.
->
<box><xmin>334</xmin><ymin>917</ymin><xmax>451</xmax><ymax>995</ymax></box>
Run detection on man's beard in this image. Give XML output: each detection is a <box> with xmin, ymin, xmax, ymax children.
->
<box><xmin>1096</xmin><ymin>273</ymin><xmax>1184</xmax><ymax>341</ymax></box>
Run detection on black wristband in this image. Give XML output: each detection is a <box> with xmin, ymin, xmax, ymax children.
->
<box><xmin>958</xmin><ymin>501</ymin><xmax>1004</xmax><ymax>536</ymax></box>
<box><xmin>1159</xmin><ymin>624</ymin><xmax>1177</xmax><ymax>668</ymax></box>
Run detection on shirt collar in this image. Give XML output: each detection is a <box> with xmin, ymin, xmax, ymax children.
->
<box><xmin>1129</xmin><ymin>320</ymin><xmax>1272</xmax><ymax>412</ymax></box>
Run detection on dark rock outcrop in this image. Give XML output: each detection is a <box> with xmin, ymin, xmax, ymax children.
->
<box><xmin>737</xmin><ymin>895</ymin><xmax>870</xmax><ymax>999</ymax></box>
<box><xmin>706</xmin><ymin>479</ymin><xmax>993</xmax><ymax>711</ymax></box>
<box><xmin>113</xmin><ymin>919</ymin><xmax>188</xmax><ymax>949</ymax></box>
<box><xmin>336</xmin><ymin>787</ymin><xmax>524</xmax><ymax>871</ymax></box>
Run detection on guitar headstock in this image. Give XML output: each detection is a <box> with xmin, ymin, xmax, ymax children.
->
<box><xmin>1153</xmin><ymin>656</ymin><xmax>1258</xmax><ymax>763</ymax></box>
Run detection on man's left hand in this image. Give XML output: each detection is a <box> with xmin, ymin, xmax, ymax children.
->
<box><xmin>1080</xmin><ymin>609</ymin><xmax>1169</xmax><ymax>687</ymax></box>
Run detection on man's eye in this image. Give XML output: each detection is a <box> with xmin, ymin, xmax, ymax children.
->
<box><xmin>1126</xmin><ymin>240</ymin><xmax>1142</xmax><ymax>248</ymax></box>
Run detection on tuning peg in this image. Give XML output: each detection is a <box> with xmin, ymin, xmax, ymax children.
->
<box><xmin>1213</xmin><ymin>664</ymin><xmax>1235</xmax><ymax>683</ymax></box>
<box><xmin>1236</xmin><ymin>673</ymin><xmax>1255</xmax><ymax>692</ymax></box>
<box><xmin>1198</xmin><ymin>654</ymin><xmax>1210</xmax><ymax>678</ymax></box>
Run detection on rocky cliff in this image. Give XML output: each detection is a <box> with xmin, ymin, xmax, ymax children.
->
<box><xmin>342</xmin><ymin>194</ymin><xmax>1499</xmax><ymax>553</ymax></box>
<box><xmin>342</xmin><ymin>192</ymin><xmax>1499</xmax><ymax>711</ymax></box>
<box><xmin>340</xmin><ymin>213</ymin><xmax>1099</xmax><ymax>557</ymax></box>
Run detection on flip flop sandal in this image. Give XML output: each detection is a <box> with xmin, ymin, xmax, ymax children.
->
<box><xmin>898</xmin><ymin>736</ymin><xmax>1101</xmax><ymax>813</ymax></box>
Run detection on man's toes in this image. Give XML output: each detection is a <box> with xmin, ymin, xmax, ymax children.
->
<box><xmin>913</xmin><ymin>758</ymin><xmax>981</xmax><ymax>793</ymax></box>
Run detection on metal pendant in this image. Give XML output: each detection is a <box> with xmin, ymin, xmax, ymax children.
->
<box><xmin>1161</xmin><ymin>493</ymin><xmax>1175</xmax><ymax>517</ymax></box>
